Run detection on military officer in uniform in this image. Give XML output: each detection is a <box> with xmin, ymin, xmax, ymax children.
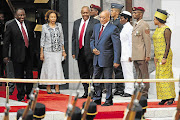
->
<box><xmin>131</xmin><ymin>7</ymin><xmax>151</xmax><ymax>98</ymax></box>
<box><xmin>90</xmin><ymin>4</ymin><xmax>101</xmax><ymax>20</ymax></box>
<box><xmin>110</xmin><ymin>3</ymin><xmax>124</xmax><ymax>96</ymax></box>
<box><xmin>110</xmin><ymin>3</ymin><xmax>124</xmax><ymax>32</ymax></box>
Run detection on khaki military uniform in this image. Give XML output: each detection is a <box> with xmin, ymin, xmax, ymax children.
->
<box><xmin>132</xmin><ymin>19</ymin><xmax>151</xmax><ymax>97</ymax></box>
<box><xmin>94</xmin><ymin>15</ymin><xmax>100</xmax><ymax>20</ymax></box>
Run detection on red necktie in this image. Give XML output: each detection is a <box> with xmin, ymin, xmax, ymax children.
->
<box><xmin>79</xmin><ymin>20</ymin><xmax>86</xmax><ymax>49</ymax></box>
<box><xmin>21</xmin><ymin>23</ymin><xmax>29</xmax><ymax>48</ymax></box>
<box><xmin>98</xmin><ymin>25</ymin><xmax>104</xmax><ymax>39</ymax></box>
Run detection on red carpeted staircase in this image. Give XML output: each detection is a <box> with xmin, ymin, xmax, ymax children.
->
<box><xmin>0</xmin><ymin>84</ymin><xmax>177</xmax><ymax>120</ymax></box>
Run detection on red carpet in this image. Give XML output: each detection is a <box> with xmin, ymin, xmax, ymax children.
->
<box><xmin>0</xmin><ymin>84</ymin><xmax>177</xmax><ymax>119</ymax></box>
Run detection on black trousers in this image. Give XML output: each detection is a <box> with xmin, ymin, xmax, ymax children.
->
<box><xmin>114</xmin><ymin>63</ymin><xmax>124</xmax><ymax>91</ymax></box>
<box><xmin>93</xmin><ymin>65</ymin><xmax>113</xmax><ymax>102</ymax></box>
<box><xmin>77</xmin><ymin>47</ymin><xmax>93</xmax><ymax>95</ymax></box>
<box><xmin>13</xmin><ymin>47</ymin><xmax>33</xmax><ymax>100</ymax></box>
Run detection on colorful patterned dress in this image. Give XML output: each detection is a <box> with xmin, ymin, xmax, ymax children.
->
<box><xmin>152</xmin><ymin>26</ymin><xmax>176</xmax><ymax>99</ymax></box>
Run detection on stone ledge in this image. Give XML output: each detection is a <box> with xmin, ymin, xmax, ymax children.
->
<box><xmin>145</xmin><ymin>107</ymin><xmax>176</xmax><ymax>118</ymax></box>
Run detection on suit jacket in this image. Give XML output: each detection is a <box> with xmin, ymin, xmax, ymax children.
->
<box><xmin>90</xmin><ymin>22</ymin><xmax>121</xmax><ymax>67</ymax></box>
<box><xmin>3</xmin><ymin>19</ymin><xmax>34</xmax><ymax>63</ymax></box>
<box><xmin>132</xmin><ymin>19</ymin><xmax>151</xmax><ymax>61</ymax></box>
<box><xmin>72</xmin><ymin>17</ymin><xmax>99</xmax><ymax>60</ymax></box>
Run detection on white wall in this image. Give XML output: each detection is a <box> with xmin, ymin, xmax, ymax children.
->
<box><xmin>149</xmin><ymin>0</ymin><xmax>180</xmax><ymax>98</ymax></box>
<box><xmin>162</xmin><ymin>0</ymin><xmax>180</xmax><ymax>69</ymax></box>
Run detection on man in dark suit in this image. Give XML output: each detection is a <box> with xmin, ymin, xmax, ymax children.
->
<box><xmin>0</xmin><ymin>11</ymin><xmax>5</xmax><ymax>78</ymax></box>
<box><xmin>72</xmin><ymin>6</ymin><xmax>99</xmax><ymax>98</ymax></box>
<box><xmin>3</xmin><ymin>8</ymin><xmax>34</xmax><ymax>101</ymax></box>
<box><xmin>110</xmin><ymin>3</ymin><xmax>125</xmax><ymax>96</ymax></box>
<box><xmin>90</xmin><ymin>10</ymin><xmax>121</xmax><ymax>106</ymax></box>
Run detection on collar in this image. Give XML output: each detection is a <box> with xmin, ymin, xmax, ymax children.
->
<box><xmin>15</xmin><ymin>18</ymin><xmax>24</xmax><ymax>25</ymax></box>
<box><xmin>46</xmin><ymin>22</ymin><xmax>59</xmax><ymax>30</ymax></box>
<box><xmin>102</xmin><ymin>21</ymin><xmax>109</xmax><ymax>28</ymax></box>
<box><xmin>81</xmin><ymin>17</ymin><xmax>90</xmax><ymax>23</ymax></box>
<box><xmin>136</xmin><ymin>19</ymin><xmax>143</xmax><ymax>25</ymax></box>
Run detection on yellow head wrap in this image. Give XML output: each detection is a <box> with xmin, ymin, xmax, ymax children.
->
<box><xmin>154</xmin><ymin>11</ymin><xmax>167</xmax><ymax>21</ymax></box>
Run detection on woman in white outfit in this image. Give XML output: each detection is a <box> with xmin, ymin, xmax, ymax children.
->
<box><xmin>119</xmin><ymin>11</ymin><xmax>134</xmax><ymax>97</ymax></box>
<box><xmin>40</xmin><ymin>10</ymin><xmax>67</xmax><ymax>94</ymax></box>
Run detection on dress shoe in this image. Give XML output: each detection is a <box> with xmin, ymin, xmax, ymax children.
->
<box><xmin>47</xmin><ymin>91</ymin><xmax>53</xmax><ymax>94</ymax></box>
<box><xmin>158</xmin><ymin>99</ymin><xmax>169</xmax><ymax>105</ymax></box>
<box><xmin>94</xmin><ymin>99</ymin><xmax>101</xmax><ymax>105</ymax></box>
<box><xmin>113</xmin><ymin>90</ymin><xmax>124</xmax><ymax>96</ymax></box>
<box><xmin>101</xmin><ymin>101</ymin><xmax>113</xmax><ymax>106</ymax></box>
<box><xmin>167</xmin><ymin>98</ymin><xmax>175</xmax><ymax>105</ymax></box>
<box><xmin>18</xmin><ymin>99</ymin><xmax>25</xmax><ymax>101</ymax></box>
<box><xmin>55</xmin><ymin>92</ymin><xmax>60</xmax><ymax>94</ymax></box>
<box><xmin>122</xmin><ymin>93</ymin><xmax>132</xmax><ymax>97</ymax></box>
<box><xmin>78</xmin><ymin>94</ymin><xmax>88</xmax><ymax>99</ymax></box>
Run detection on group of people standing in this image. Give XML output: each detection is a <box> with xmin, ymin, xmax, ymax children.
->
<box><xmin>0</xmin><ymin>2</ymin><xmax>175</xmax><ymax>107</ymax></box>
<box><xmin>71</xmin><ymin>3</ymin><xmax>175</xmax><ymax>106</ymax></box>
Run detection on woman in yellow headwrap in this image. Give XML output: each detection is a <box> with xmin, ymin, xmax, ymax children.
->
<box><xmin>153</xmin><ymin>9</ymin><xmax>176</xmax><ymax>105</ymax></box>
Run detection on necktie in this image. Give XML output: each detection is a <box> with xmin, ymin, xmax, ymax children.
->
<box><xmin>21</xmin><ymin>23</ymin><xmax>29</xmax><ymax>48</ymax></box>
<box><xmin>98</xmin><ymin>25</ymin><xmax>104</xmax><ymax>39</ymax></box>
<box><xmin>79</xmin><ymin>20</ymin><xmax>86</xmax><ymax>49</ymax></box>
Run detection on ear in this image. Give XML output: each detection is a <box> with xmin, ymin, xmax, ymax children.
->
<box><xmin>125</xmin><ymin>18</ymin><xmax>128</xmax><ymax>21</ymax></box>
<box><xmin>140</xmin><ymin>12</ymin><xmax>144</xmax><ymax>17</ymax></box>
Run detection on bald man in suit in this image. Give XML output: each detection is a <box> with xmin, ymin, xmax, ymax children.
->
<box><xmin>90</xmin><ymin>10</ymin><xmax>121</xmax><ymax>106</ymax></box>
<box><xmin>72</xmin><ymin>6</ymin><xmax>99</xmax><ymax>98</ymax></box>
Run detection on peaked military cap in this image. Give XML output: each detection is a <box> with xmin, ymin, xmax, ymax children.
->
<box><xmin>120</xmin><ymin>11</ymin><xmax>132</xmax><ymax>18</ymax></box>
<box><xmin>17</xmin><ymin>109</ymin><xmax>33</xmax><ymax>120</ymax></box>
<box><xmin>111</xmin><ymin>3</ymin><xmax>124</xmax><ymax>11</ymax></box>
<box><xmin>33</xmin><ymin>103</ymin><xmax>46</xmax><ymax>120</ymax></box>
<box><xmin>135</xmin><ymin>96</ymin><xmax>148</xmax><ymax>119</ymax></box>
<box><xmin>82</xmin><ymin>101</ymin><xmax>97</xmax><ymax>120</ymax></box>
<box><xmin>71</xmin><ymin>107</ymin><xmax>81</xmax><ymax>120</ymax></box>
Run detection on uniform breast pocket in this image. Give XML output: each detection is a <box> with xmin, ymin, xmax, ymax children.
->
<box><xmin>134</xmin><ymin>30</ymin><xmax>142</xmax><ymax>37</ymax></box>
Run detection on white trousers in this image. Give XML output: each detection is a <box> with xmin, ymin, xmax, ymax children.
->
<box><xmin>121</xmin><ymin>61</ymin><xmax>134</xmax><ymax>95</ymax></box>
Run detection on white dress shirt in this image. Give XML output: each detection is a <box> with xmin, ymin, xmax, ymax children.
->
<box><xmin>78</xmin><ymin>18</ymin><xmax>90</xmax><ymax>46</ymax></box>
<box><xmin>15</xmin><ymin>18</ymin><xmax>29</xmax><ymax>40</ymax></box>
<box><xmin>99</xmin><ymin>21</ymin><xmax>109</xmax><ymax>32</ymax></box>
<box><xmin>120</xmin><ymin>22</ymin><xmax>133</xmax><ymax>61</ymax></box>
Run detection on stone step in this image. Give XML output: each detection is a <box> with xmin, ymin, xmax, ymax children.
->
<box><xmin>0</xmin><ymin>106</ymin><xmax>177</xmax><ymax>120</ymax></box>
<box><xmin>0</xmin><ymin>111</ymin><xmax>65</xmax><ymax>120</ymax></box>
<box><xmin>145</xmin><ymin>107</ymin><xmax>176</xmax><ymax>119</ymax></box>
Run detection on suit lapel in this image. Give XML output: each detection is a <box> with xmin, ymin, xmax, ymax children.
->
<box><xmin>14</xmin><ymin>20</ymin><xmax>24</xmax><ymax>39</ymax></box>
<box><xmin>76</xmin><ymin>19</ymin><xmax>81</xmax><ymax>38</ymax></box>
<box><xmin>85</xmin><ymin>17</ymin><xmax>92</xmax><ymax>35</ymax></box>
<box><xmin>96</xmin><ymin>24</ymin><xmax>101</xmax><ymax>42</ymax></box>
<box><xmin>98</xmin><ymin>23</ymin><xmax>111</xmax><ymax>43</ymax></box>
